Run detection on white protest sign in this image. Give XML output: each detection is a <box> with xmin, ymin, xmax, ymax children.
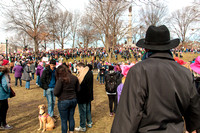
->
<box><xmin>42</xmin><ymin>57</ymin><xmax>49</xmax><ymax>62</ymax></box>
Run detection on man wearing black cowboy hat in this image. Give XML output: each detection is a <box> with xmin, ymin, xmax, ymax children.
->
<box><xmin>111</xmin><ymin>25</ymin><xmax>200</xmax><ymax>133</ymax></box>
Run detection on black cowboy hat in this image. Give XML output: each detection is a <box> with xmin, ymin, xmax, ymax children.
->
<box><xmin>136</xmin><ymin>25</ymin><xmax>180</xmax><ymax>50</ymax></box>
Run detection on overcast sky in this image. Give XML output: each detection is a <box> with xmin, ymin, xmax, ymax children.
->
<box><xmin>0</xmin><ymin>0</ymin><xmax>193</xmax><ymax>45</ymax></box>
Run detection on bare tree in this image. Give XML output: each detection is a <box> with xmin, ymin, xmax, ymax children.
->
<box><xmin>139</xmin><ymin>0</ymin><xmax>168</xmax><ymax>28</ymax></box>
<box><xmin>5</xmin><ymin>0</ymin><xmax>55</xmax><ymax>56</ymax></box>
<box><xmin>53</xmin><ymin>10</ymin><xmax>72</xmax><ymax>49</ymax></box>
<box><xmin>169</xmin><ymin>5</ymin><xmax>200</xmax><ymax>45</ymax></box>
<box><xmin>9</xmin><ymin>32</ymin><xmax>32</xmax><ymax>48</ymax></box>
<box><xmin>86</xmin><ymin>0</ymin><xmax>130</xmax><ymax>62</ymax></box>
<box><xmin>37</xmin><ymin>25</ymin><xmax>50</xmax><ymax>51</ymax></box>
<box><xmin>46</xmin><ymin>0</ymin><xmax>59</xmax><ymax>50</ymax></box>
<box><xmin>77</xmin><ymin>15</ymin><xmax>100</xmax><ymax>49</ymax></box>
<box><xmin>132</xmin><ymin>25</ymin><xmax>146</xmax><ymax>43</ymax></box>
<box><xmin>189</xmin><ymin>0</ymin><xmax>200</xmax><ymax>42</ymax></box>
<box><xmin>71</xmin><ymin>11</ymin><xmax>80</xmax><ymax>48</ymax></box>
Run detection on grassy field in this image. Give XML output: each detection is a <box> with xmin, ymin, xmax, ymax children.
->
<box><xmin>1</xmin><ymin>53</ymin><xmax>200</xmax><ymax>133</ymax></box>
<box><xmin>66</xmin><ymin>52</ymin><xmax>200</xmax><ymax>63</ymax></box>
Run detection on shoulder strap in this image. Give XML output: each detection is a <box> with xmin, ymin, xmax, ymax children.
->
<box><xmin>0</xmin><ymin>73</ymin><xmax>4</xmax><ymax>87</ymax></box>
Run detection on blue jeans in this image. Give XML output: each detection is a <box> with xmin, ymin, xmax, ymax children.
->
<box><xmin>58</xmin><ymin>99</ymin><xmax>77</xmax><ymax>132</ymax></box>
<box><xmin>25</xmin><ymin>81</ymin><xmax>30</xmax><ymax>89</ymax></box>
<box><xmin>32</xmin><ymin>73</ymin><xmax>34</xmax><ymax>79</ymax></box>
<box><xmin>46</xmin><ymin>88</ymin><xmax>56</xmax><ymax>117</ymax></box>
<box><xmin>36</xmin><ymin>75</ymin><xmax>40</xmax><ymax>85</ymax></box>
<box><xmin>100</xmin><ymin>75</ymin><xmax>105</xmax><ymax>83</ymax></box>
<box><xmin>96</xmin><ymin>71</ymin><xmax>100</xmax><ymax>81</ymax></box>
<box><xmin>78</xmin><ymin>102</ymin><xmax>92</xmax><ymax>128</ymax></box>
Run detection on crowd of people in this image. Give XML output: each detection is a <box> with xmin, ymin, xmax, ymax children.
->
<box><xmin>0</xmin><ymin>25</ymin><xmax>200</xmax><ymax>133</ymax></box>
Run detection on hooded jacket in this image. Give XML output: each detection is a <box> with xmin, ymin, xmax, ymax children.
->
<box><xmin>40</xmin><ymin>65</ymin><xmax>56</xmax><ymax>90</ymax></box>
<box><xmin>111</xmin><ymin>52</ymin><xmax>200</xmax><ymax>133</ymax></box>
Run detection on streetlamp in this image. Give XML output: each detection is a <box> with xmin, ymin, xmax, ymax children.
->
<box><xmin>6</xmin><ymin>39</ymin><xmax>8</xmax><ymax>60</ymax></box>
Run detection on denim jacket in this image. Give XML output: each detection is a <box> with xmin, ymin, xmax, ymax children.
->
<box><xmin>0</xmin><ymin>72</ymin><xmax>10</xmax><ymax>100</ymax></box>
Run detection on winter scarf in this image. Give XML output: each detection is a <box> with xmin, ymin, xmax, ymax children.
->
<box><xmin>78</xmin><ymin>66</ymin><xmax>89</xmax><ymax>84</ymax></box>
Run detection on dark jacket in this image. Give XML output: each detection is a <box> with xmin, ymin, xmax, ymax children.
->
<box><xmin>30</xmin><ymin>63</ymin><xmax>35</xmax><ymax>73</ymax></box>
<box><xmin>40</xmin><ymin>66</ymin><xmax>55</xmax><ymax>90</ymax></box>
<box><xmin>77</xmin><ymin>70</ymin><xmax>93</xmax><ymax>104</ymax></box>
<box><xmin>111</xmin><ymin>52</ymin><xmax>200</xmax><ymax>133</ymax></box>
<box><xmin>21</xmin><ymin>65</ymin><xmax>31</xmax><ymax>81</ymax></box>
<box><xmin>54</xmin><ymin>74</ymin><xmax>80</xmax><ymax>101</ymax></box>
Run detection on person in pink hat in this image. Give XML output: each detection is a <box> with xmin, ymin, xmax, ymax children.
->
<box><xmin>190</xmin><ymin>56</ymin><xmax>200</xmax><ymax>94</ymax></box>
<box><xmin>117</xmin><ymin>64</ymin><xmax>134</xmax><ymax>103</ymax></box>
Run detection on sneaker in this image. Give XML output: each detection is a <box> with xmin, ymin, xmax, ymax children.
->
<box><xmin>2</xmin><ymin>124</ymin><xmax>13</xmax><ymax>130</ymax></box>
<box><xmin>87</xmin><ymin>123</ymin><xmax>93</xmax><ymax>128</ymax></box>
<box><xmin>75</xmin><ymin>126</ymin><xmax>86</xmax><ymax>132</ymax></box>
<box><xmin>110</xmin><ymin>113</ymin><xmax>113</xmax><ymax>117</ymax></box>
<box><xmin>0</xmin><ymin>126</ymin><xmax>4</xmax><ymax>130</ymax></box>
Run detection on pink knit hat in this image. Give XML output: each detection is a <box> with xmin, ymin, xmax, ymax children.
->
<box><xmin>2</xmin><ymin>60</ymin><xmax>9</xmax><ymax>66</ymax></box>
<box><xmin>190</xmin><ymin>56</ymin><xmax>200</xmax><ymax>74</ymax></box>
<box><xmin>120</xmin><ymin>64</ymin><xmax>134</xmax><ymax>77</ymax></box>
<box><xmin>39</xmin><ymin>62</ymin><xmax>43</xmax><ymax>66</ymax></box>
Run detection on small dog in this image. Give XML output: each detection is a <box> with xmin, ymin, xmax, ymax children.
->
<box><xmin>38</xmin><ymin>104</ymin><xmax>55</xmax><ymax>132</ymax></box>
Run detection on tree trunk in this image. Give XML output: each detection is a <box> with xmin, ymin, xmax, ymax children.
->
<box><xmin>72</xmin><ymin>33</ymin><xmax>76</xmax><ymax>48</ymax></box>
<box><xmin>53</xmin><ymin>40</ymin><xmax>55</xmax><ymax>50</ymax></box>
<box><xmin>23</xmin><ymin>39</ymin><xmax>26</xmax><ymax>48</ymax></box>
<box><xmin>105</xmin><ymin>35</ymin><xmax>111</xmax><ymax>63</ymax></box>
<box><xmin>44</xmin><ymin>40</ymin><xmax>47</xmax><ymax>51</ymax></box>
<box><xmin>61</xmin><ymin>42</ymin><xmax>64</xmax><ymax>49</ymax></box>
<box><xmin>34</xmin><ymin>38</ymin><xmax>38</xmax><ymax>57</ymax></box>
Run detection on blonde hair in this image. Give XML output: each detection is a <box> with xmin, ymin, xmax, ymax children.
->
<box><xmin>183</xmin><ymin>62</ymin><xmax>192</xmax><ymax>72</ymax></box>
<box><xmin>122</xmin><ymin>76</ymin><xmax>126</xmax><ymax>84</ymax></box>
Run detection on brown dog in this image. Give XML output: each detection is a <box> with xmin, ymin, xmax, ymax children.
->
<box><xmin>38</xmin><ymin>104</ymin><xmax>55</xmax><ymax>132</ymax></box>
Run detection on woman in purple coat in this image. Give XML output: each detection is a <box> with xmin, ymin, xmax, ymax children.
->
<box><xmin>117</xmin><ymin>65</ymin><xmax>133</xmax><ymax>103</ymax></box>
<box><xmin>36</xmin><ymin>62</ymin><xmax>43</xmax><ymax>86</ymax></box>
<box><xmin>13</xmin><ymin>62</ymin><xmax>23</xmax><ymax>87</ymax></box>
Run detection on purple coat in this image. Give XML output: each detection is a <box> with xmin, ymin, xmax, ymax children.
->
<box><xmin>117</xmin><ymin>83</ymin><xmax>124</xmax><ymax>103</ymax></box>
<box><xmin>36</xmin><ymin>65</ymin><xmax>43</xmax><ymax>76</ymax></box>
<box><xmin>40</xmin><ymin>68</ymin><xmax>44</xmax><ymax>77</ymax></box>
<box><xmin>13</xmin><ymin>65</ymin><xmax>23</xmax><ymax>78</ymax></box>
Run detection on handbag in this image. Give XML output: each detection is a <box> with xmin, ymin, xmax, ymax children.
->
<box><xmin>10</xmin><ymin>87</ymin><xmax>16</xmax><ymax>98</ymax></box>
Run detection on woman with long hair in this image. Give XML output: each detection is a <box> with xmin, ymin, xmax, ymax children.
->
<box><xmin>54</xmin><ymin>65</ymin><xmax>80</xmax><ymax>133</ymax></box>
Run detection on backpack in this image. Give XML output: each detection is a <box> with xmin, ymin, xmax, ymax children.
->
<box><xmin>0</xmin><ymin>73</ymin><xmax>4</xmax><ymax>87</ymax></box>
<box><xmin>105</xmin><ymin>73</ymin><xmax>118</xmax><ymax>93</ymax></box>
<box><xmin>100</xmin><ymin>68</ymin><xmax>105</xmax><ymax>76</ymax></box>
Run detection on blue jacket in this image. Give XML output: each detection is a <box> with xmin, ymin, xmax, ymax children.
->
<box><xmin>0</xmin><ymin>72</ymin><xmax>10</xmax><ymax>100</ymax></box>
<box><xmin>97</xmin><ymin>63</ymin><xmax>102</xmax><ymax>70</ymax></box>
